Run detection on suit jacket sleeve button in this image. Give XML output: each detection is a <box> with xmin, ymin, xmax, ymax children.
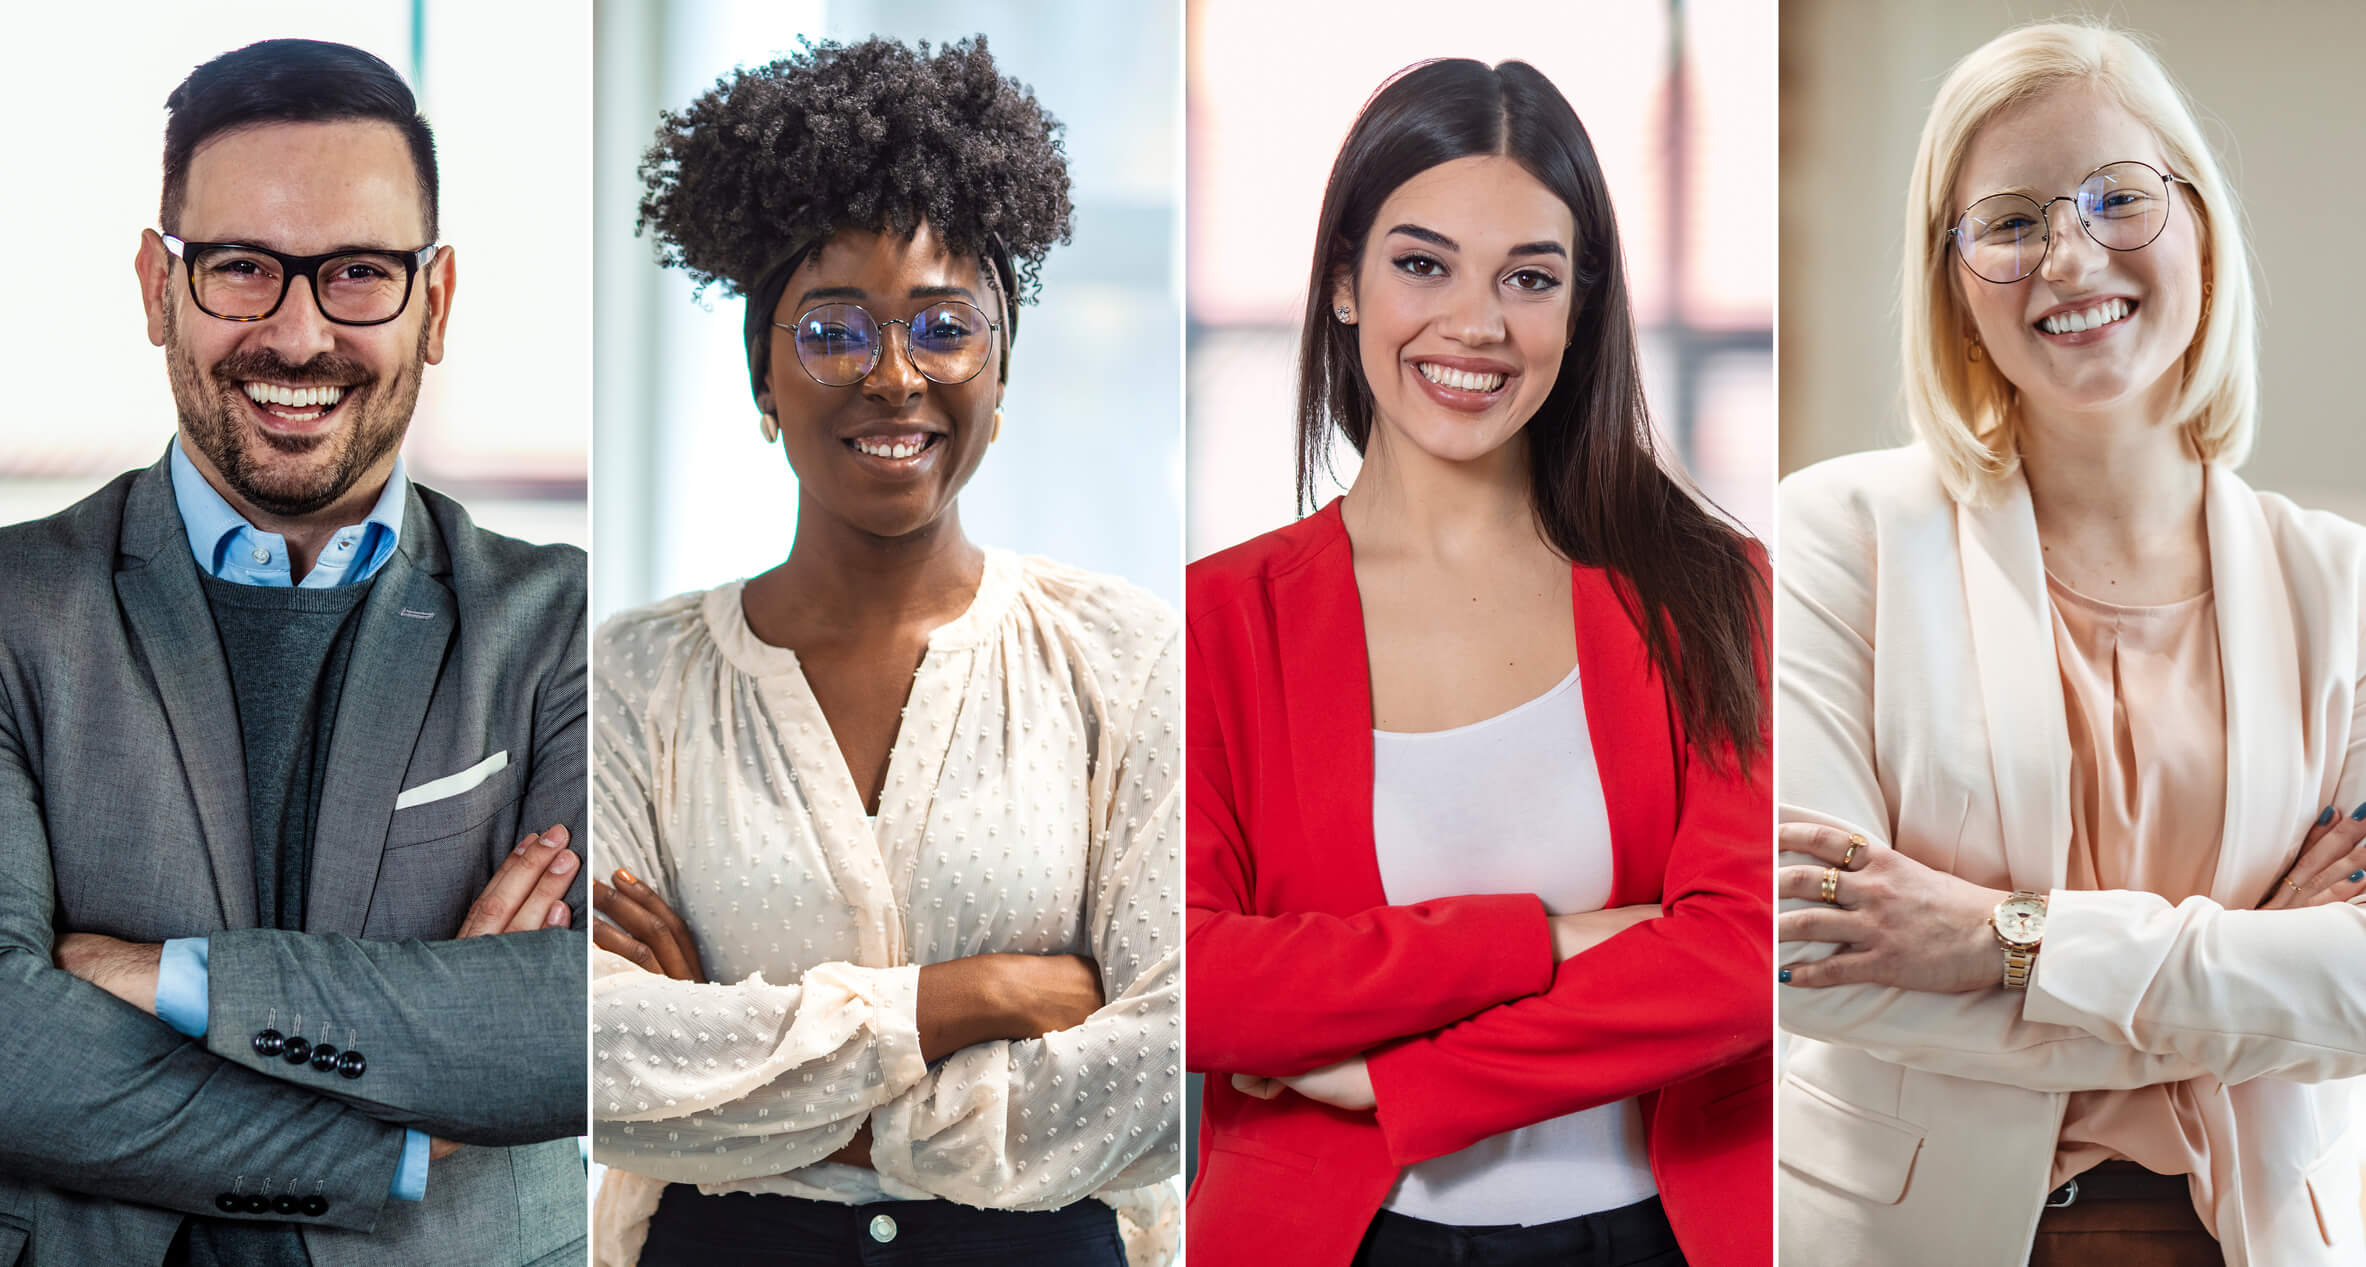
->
<box><xmin>251</xmin><ymin>1029</ymin><xmax>284</xmax><ymax>1058</ymax></box>
<box><xmin>241</xmin><ymin>1194</ymin><xmax>271</xmax><ymax>1215</ymax></box>
<box><xmin>214</xmin><ymin>1193</ymin><xmax>240</xmax><ymax>1213</ymax></box>
<box><xmin>271</xmin><ymin>1195</ymin><xmax>300</xmax><ymax>1215</ymax></box>
<box><xmin>281</xmin><ymin>1037</ymin><xmax>312</xmax><ymax>1065</ymax></box>
<box><xmin>301</xmin><ymin>1196</ymin><xmax>329</xmax><ymax>1217</ymax></box>
<box><xmin>337</xmin><ymin>1050</ymin><xmax>365</xmax><ymax>1079</ymax></box>
<box><xmin>308</xmin><ymin>1043</ymin><xmax>339</xmax><ymax>1073</ymax></box>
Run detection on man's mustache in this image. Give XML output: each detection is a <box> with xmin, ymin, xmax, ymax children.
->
<box><xmin>208</xmin><ymin>351</ymin><xmax>373</xmax><ymax>389</ymax></box>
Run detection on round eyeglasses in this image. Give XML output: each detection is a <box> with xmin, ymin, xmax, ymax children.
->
<box><xmin>774</xmin><ymin>301</ymin><xmax>1001</xmax><ymax>388</ymax></box>
<box><xmin>162</xmin><ymin>234</ymin><xmax>439</xmax><ymax>325</ymax></box>
<box><xmin>1947</xmin><ymin>160</ymin><xmax>2192</xmax><ymax>285</ymax></box>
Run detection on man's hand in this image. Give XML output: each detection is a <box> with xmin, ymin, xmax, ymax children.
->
<box><xmin>55</xmin><ymin>934</ymin><xmax>163</xmax><ymax>1015</ymax></box>
<box><xmin>433</xmin><ymin>823</ymin><xmax>576</xmax><ymax>1167</ymax></box>
<box><xmin>457</xmin><ymin>824</ymin><xmax>578</xmax><ymax>937</ymax></box>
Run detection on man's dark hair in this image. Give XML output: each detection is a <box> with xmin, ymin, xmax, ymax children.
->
<box><xmin>161</xmin><ymin>39</ymin><xmax>439</xmax><ymax>241</ymax></box>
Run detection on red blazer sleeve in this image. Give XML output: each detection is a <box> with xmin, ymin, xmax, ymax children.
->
<box><xmin>1186</xmin><ymin>592</ymin><xmax>1555</xmax><ymax>1079</ymax></box>
<box><xmin>1362</xmin><ymin>560</ymin><xmax>1774</xmax><ymax>1165</ymax></box>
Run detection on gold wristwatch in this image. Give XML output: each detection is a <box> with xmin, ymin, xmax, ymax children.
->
<box><xmin>1990</xmin><ymin>891</ymin><xmax>2047</xmax><ymax>989</ymax></box>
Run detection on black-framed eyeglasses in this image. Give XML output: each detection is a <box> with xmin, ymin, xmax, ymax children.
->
<box><xmin>1946</xmin><ymin>160</ymin><xmax>2194</xmax><ymax>284</ymax></box>
<box><xmin>161</xmin><ymin>234</ymin><xmax>439</xmax><ymax>325</ymax></box>
<box><xmin>773</xmin><ymin>300</ymin><xmax>1002</xmax><ymax>388</ymax></box>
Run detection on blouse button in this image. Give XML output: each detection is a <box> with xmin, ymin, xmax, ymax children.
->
<box><xmin>869</xmin><ymin>1213</ymin><xmax>897</xmax><ymax>1243</ymax></box>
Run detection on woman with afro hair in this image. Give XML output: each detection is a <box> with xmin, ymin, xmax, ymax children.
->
<box><xmin>588</xmin><ymin>36</ymin><xmax>1180</xmax><ymax>1267</ymax></box>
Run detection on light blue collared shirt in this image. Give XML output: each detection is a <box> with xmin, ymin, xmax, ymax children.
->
<box><xmin>168</xmin><ymin>440</ymin><xmax>407</xmax><ymax>588</ymax></box>
<box><xmin>158</xmin><ymin>443</ymin><xmax>427</xmax><ymax>1199</ymax></box>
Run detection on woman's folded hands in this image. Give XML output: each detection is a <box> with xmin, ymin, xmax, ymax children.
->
<box><xmin>1228</xmin><ymin>901</ymin><xmax>1665</xmax><ymax>1112</ymax></box>
<box><xmin>1778</xmin><ymin>800</ymin><xmax>2366</xmax><ymax>996</ymax></box>
<box><xmin>2258</xmin><ymin>803</ymin><xmax>2366</xmax><ymax>909</ymax></box>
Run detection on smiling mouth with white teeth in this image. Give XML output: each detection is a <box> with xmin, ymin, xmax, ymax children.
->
<box><xmin>848</xmin><ymin>433</ymin><xmax>943</xmax><ymax>461</ymax></box>
<box><xmin>241</xmin><ymin>381</ymin><xmax>349</xmax><ymax>423</ymax></box>
<box><xmin>1417</xmin><ymin>362</ymin><xmax>1508</xmax><ymax>393</ymax></box>
<box><xmin>2036</xmin><ymin>298</ymin><xmax>2136</xmax><ymax>336</ymax></box>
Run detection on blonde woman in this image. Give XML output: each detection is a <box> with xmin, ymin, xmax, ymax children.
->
<box><xmin>1777</xmin><ymin>22</ymin><xmax>2366</xmax><ymax>1267</ymax></box>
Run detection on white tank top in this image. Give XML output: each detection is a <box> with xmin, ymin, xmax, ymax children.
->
<box><xmin>1370</xmin><ymin>661</ymin><xmax>1659</xmax><ymax>1226</ymax></box>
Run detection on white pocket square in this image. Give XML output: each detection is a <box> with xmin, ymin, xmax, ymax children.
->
<box><xmin>394</xmin><ymin>750</ymin><xmax>509</xmax><ymax>810</ymax></box>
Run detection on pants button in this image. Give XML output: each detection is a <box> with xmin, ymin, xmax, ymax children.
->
<box><xmin>868</xmin><ymin>1213</ymin><xmax>898</xmax><ymax>1243</ymax></box>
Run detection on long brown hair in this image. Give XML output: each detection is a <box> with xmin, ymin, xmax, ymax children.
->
<box><xmin>1296</xmin><ymin>58</ymin><xmax>1766</xmax><ymax>768</ymax></box>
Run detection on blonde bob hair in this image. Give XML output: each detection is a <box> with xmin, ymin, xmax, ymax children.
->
<box><xmin>1902</xmin><ymin>21</ymin><xmax>2256</xmax><ymax>503</ymax></box>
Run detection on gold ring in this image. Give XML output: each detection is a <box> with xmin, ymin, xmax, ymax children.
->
<box><xmin>1840</xmin><ymin>834</ymin><xmax>1865</xmax><ymax>869</ymax></box>
<box><xmin>2287</xmin><ymin>877</ymin><xmax>2305</xmax><ymax>891</ymax></box>
<box><xmin>1820</xmin><ymin>867</ymin><xmax>1841</xmax><ymax>904</ymax></box>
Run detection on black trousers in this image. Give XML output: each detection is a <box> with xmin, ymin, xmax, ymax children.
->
<box><xmin>640</xmin><ymin>1186</ymin><xmax>1127</xmax><ymax>1266</ymax></box>
<box><xmin>1350</xmin><ymin>1195</ymin><xmax>1686</xmax><ymax>1267</ymax></box>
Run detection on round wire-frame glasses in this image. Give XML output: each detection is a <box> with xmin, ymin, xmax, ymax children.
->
<box><xmin>1946</xmin><ymin>160</ymin><xmax>2194</xmax><ymax>284</ymax></box>
<box><xmin>162</xmin><ymin>234</ymin><xmax>439</xmax><ymax>326</ymax></box>
<box><xmin>774</xmin><ymin>300</ymin><xmax>1002</xmax><ymax>387</ymax></box>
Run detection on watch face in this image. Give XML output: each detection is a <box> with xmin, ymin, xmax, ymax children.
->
<box><xmin>1995</xmin><ymin>896</ymin><xmax>2045</xmax><ymax>946</ymax></box>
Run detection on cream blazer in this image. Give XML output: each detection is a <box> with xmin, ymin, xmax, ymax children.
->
<box><xmin>1776</xmin><ymin>445</ymin><xmax>2366</xmax><ymax>1267</ymax></box>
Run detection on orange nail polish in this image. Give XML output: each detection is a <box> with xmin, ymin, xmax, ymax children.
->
<box><xmin>616</xmin><ymin>868</ymin><xmax>640</xmax><ymax>886</ymax></box>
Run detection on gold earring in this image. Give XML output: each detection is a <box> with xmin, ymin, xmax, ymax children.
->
<box><xmin>1966</xmin><ymin>337</ymin><xmax>1984</xmax><ymax>364</ymax></box>
<box><xmin>991</xmin><ymin>408</ymin><xmax>1003</xmax><ymax>443</ymax></box>
<box><xmin>758</xmin><ymin>411</ymin><xmax>779</xmax><ymax>444</ymax></box>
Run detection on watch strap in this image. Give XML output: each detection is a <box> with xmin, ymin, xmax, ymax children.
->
<box><xmin>2001</xmin><ymin>944</ymin><xmax>2036</xmax><ymax>990</ymax></box>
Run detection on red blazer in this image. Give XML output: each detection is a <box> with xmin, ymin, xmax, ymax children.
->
<box><xmin>1185</xmin><ymin>501</ymin><xmax>1772</xmax><ymax>1267</ymax></box>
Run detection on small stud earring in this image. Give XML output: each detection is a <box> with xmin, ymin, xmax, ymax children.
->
<box><xmin>1334</xmin><ymin>306</ymin><xmax>1354</xmax><ymax>324</ymax></box>
<box><xmin>990</xmin><ymin>408</ymin><xmax>1004</xmax><ymax>443</ymax></box>
<box><xmin>1965</xmin><ymin>337</ymin><xmax>1984</xmax><ymax>364</ymax></box>
<box><xmin>758</xmin><ymin>411</ymin><xmax>779</xmax><ymax>444</ymax></box>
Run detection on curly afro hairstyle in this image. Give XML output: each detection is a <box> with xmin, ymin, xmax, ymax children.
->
<box><xmin>639</xmin><ymin>36</ymin><xmax>1074</xmax><ymax>398</ymax></box>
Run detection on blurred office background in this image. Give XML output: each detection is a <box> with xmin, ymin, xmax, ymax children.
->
<box><xmin>0</xmin><ymin>2</ymin><xmax>589</xmax><ymax>545</ymax></box>
<box><xmin>1183</xmin><ymin>0</ymin><xmax>1776</xmax><ymax>1178</ymax></box>
<box><xmin>592</xmin><ymin>0</ymin><xmax>1183</xmax><ymax>624</ymax></box>
<box><xmin>1782</xmin><ymin>0</ymin><xmax>2366</xmax><ymax>524</ymax></box>
<box><xmin>1185</xmin><ymin>0</ymin><xmax>1775</xmax><ymax>562</ymax></box>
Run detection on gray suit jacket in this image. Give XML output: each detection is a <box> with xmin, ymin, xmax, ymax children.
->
<box><xmin>0</xmin><ymin>453</ymin><xmax>588</xmax><ymax>1267</ymax></box>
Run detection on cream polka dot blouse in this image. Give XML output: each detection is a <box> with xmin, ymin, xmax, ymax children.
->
<box><xmin>590</xmin><ymin>549</ymin><xmax>1181</xmax><ymax>1265</ymax></box>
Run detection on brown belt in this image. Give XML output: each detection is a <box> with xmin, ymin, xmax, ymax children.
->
<box><xmin>2045</xmin><ymin>1160</ymin><xmax>2190</xmax><ymax>1207</ymax></box>
<box><xmin>2032</xmin><ymin>1162</ymin><xmax>2219</xmax><ymax>1267</ymax></box>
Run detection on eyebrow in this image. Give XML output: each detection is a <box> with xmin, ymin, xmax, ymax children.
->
<box><xmin>191</xmin><ymin>237</ymin><xmax>416</xmax><ymax>256</ymax></box>
<box><xmin>1384</xmin><ymin>223</ymin><xmax>1569</xmax><ymax>259</ymax></box>
<box><xmin>793</xmin><ymin>283</ymin><xmax>982</xmax><ymax>308</ymax></box>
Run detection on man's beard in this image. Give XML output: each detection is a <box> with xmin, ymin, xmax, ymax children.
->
<box><xmin>164</xmin><ymin>303</ymin><xmax>424</xmax><ymax>518</ymax></box>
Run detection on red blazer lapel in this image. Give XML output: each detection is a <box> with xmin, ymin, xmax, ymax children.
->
<box><xmin>1271</xmin><ymin>501</ymin><xmax>1391</xmax><ymax>913</ymax></box>
<box><xmin>1573</xmin><ymin>565</ymin><xmax>1680</xmax><ymax>907</ymax></box>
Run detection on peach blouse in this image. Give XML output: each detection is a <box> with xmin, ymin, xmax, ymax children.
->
<box><xmin>2046</xmin><ymin>572</ymin><xmax>2227</xmax><ymax>1215</ymax></box>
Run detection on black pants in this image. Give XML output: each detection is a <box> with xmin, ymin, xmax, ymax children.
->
<box><xmin>1350</xmin><ymin>1195</ymin><xmax>1686</xmax><ymax>1267</ymax></box>
<box><xmin>640</xmin><ymin>1186</ymin><xmax>1127</xmax><ymax>1266</ymax></box>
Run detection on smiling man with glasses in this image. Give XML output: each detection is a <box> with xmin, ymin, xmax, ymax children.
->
<box><xmin>0</xmin><ymin>38</ymin><xmax>586</xmax><ymax>1267</ymax></box>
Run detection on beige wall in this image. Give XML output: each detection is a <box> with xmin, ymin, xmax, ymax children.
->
<box><xmin>1781</xmin><ymin>0</ymin><xmax>2366</xmax><ymax>521</ymax></box>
